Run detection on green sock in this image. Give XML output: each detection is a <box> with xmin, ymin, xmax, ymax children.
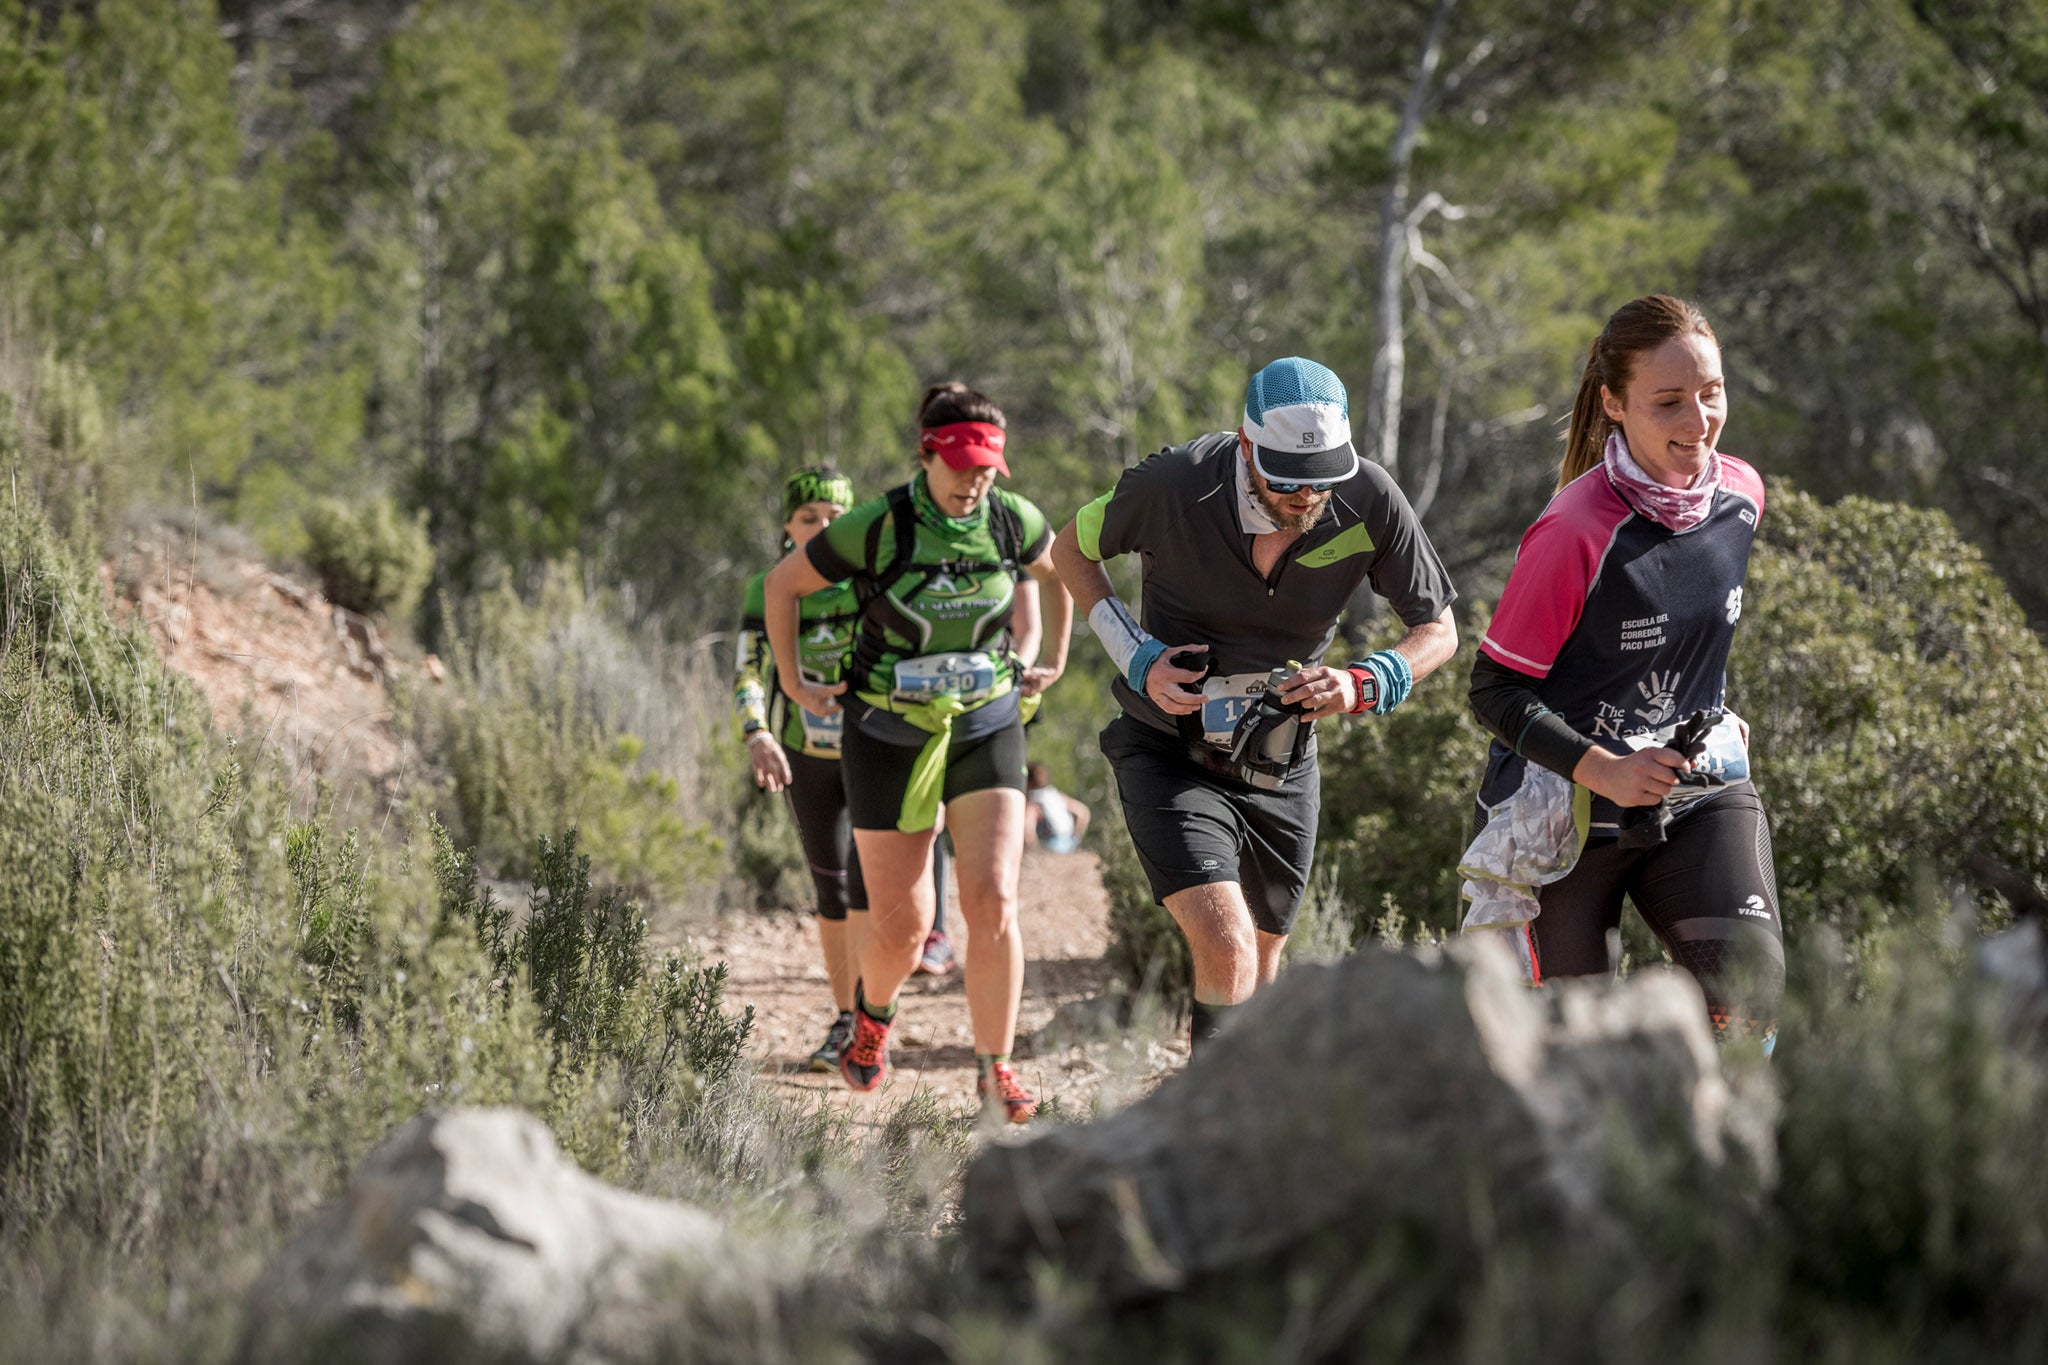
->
<box><xmin>856</xmin><ymin>984</ymin><xmax>897</xmax><ymax>1022</ymax></box>
<box><xmin>976</xmin><ymin>1052</ymin><xmax>1011</xmax><ymax>1078</ymax></box>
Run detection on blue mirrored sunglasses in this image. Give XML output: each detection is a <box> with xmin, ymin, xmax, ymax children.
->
<box><xmin>1264</xmin><ymin>477</ymin><xmax>1340</xmax><ymax>495</ymax></box>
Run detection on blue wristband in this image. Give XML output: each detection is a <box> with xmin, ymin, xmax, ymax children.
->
<box><xmin>1351</xmin><ymin>649</ymin><xmax>1413</xmax><ymax>714</ymax></box>
<box><xmin>1126</xmin><ymin>637</ymin><xmax>1169</xmax><ymax>694</ymax></box>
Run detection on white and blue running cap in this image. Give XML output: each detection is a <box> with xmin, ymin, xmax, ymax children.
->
<box><xmin>1242</xmin><ymin>356</ymin><xmax>1360</xmax><ymax>485</ymax></box>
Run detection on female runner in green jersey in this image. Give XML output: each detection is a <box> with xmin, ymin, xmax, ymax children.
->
<box><xmin>763</xmin><ymin>383</ymin><xmax>1072</xmax><ymax>1122</ymax></box>
<box><xmin>735</xmin><ymin>469</ymin><xmax>868</xmax><ymax>1072</ymax></box>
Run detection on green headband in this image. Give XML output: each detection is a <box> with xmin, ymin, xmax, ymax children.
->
<box><xmin>783</xmin><ymin>467</ymin><xmax>854</xmax><ymax>521</ymax></box>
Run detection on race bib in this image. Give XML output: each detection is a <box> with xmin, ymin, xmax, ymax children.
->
<box><xmin>1197</xmin><ymin>671</ymin><xmax>1272</xmax><ymax>747</ymax></box>
<box><xmin>892</xmin><ymin>651</ymin><xmax>1000</xmax><ymax>706</ymax></box>
<box><xmin>1625</xmin><ymin>710</ymin><xmax>1750</xmax><ymax>804</ymax></box>
<box><xmin>798</xmin><ymin>706</ymin><xmax>843</xmax><ymax>754</ymax></box>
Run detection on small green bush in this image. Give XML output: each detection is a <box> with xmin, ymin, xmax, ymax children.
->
<box><xmin>301</xmin><ymin>495</ymin><xmax>432</xmax><ymax>621</ymax></box>
<box><xmin>409</xmin><ymin>571</ymin><xmax>728</xmax><ymax>908</ymax></box>
<box><xmin>1099</xmin><ymin>817</ymin><xmax>1191</xmax><ymax>1002</ymax></box>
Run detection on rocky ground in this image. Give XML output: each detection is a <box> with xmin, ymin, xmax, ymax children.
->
<box><xmin>104</xmin><ymin>520</ymin><xmax>423</xmax><ymax>824</ymax></box>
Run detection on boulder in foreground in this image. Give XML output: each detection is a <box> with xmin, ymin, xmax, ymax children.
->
<box><xmin>961</xmin><ymin>939</ymin><xmax>1772</xmax><ymax>1303</ymax></box>
<box><xmin>240</xmin><ymin>1107</ymin><xmax>730</xmax><ymax>1364</ymax></box>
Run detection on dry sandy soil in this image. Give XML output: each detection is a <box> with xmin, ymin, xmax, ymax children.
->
<box><xmin>670</xmin><ymin>845</ymin><xmax>1186</xmax><ymax>1130</ymax></box>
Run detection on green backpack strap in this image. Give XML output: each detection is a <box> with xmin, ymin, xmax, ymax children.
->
<box><xmin>848</xmin><ymin>487</ymin><xmax>1026</xmax><ymax>687</ymax></box>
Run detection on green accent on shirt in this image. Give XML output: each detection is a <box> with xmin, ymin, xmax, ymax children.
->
<box><xmin>1075</xmin><ymin>489</ymin><xmax>1113</xmax><ymax>562</ymax></box>
<box><xmin>816</xmin><ymin>484</ymin><xmax>1050</xmax><ymax>699</ymax></box>
<box><xmin>1296</xmin><ymin>521</ymin><xmax>1376</xmax><ymax>568</ymax></box>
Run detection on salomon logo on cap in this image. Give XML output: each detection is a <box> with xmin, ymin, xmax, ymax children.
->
<box><xmin>1242</xmin><ymin>357</ymin><xmax>1359</xmax><ymax>486</ymax></box>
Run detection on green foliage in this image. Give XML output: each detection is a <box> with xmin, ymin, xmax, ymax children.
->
<box><xmin>1773</xmin><ymin>930</ymin><xmax>2048</xmax><ymax>1353</ymax></box>
<box><xmin>0</xmin><ymin>488</ymin><xmax>801</xmax><ymax>1357</ymax></box>
<box><xmin>1098</xmin><ymin>814</ymin><xmax>1190</xmax><ymax>1003</ymax></box>
<box><xmin>1739</xmin><ymin>488</ymin><xmax>2048</xmax><ymax>936</ymax></box>
<box><xmin>411</xmin><ymin>569</ymin><xmax>727</xmax><ymax>906</ymax></box>
<box><xmin>0</xmin><ymin>0</ymin><xmax>366</xmax><ymax>540</ymax></box>
<box><xmin>301</xmin><ymin>495</ymin><xmax>433</xmax><ymax>621</ymax></box>
<box><xmin>0</xmin><ymin>345</ymin><xmax>123</xmax><ymax>546</ymax></box>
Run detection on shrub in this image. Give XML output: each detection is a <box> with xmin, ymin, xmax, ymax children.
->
<box><xmin>1738</xmin><ymin>488</ymin><xmax>2048</xmax><ymax>938</ymax></box>
<box><xmin>408</xmin><ymin>568</ymin><xmax>731</xmax><ymax>909</ymax></box>
<box><xmin>301</xmin><ymin>495</ymin><xmax>432</xmax><ymax>621</ymax></box>
<box><xmin>1099</xmin><ymin>819</ymin><xmax>1191</xmax><ymax>1001</ymax></box>
<box><xmin>0</xmin><ymin>487</ymin><xmax>806</xmax><ymax>1358</ymax></box>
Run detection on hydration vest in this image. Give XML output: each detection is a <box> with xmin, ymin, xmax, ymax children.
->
<box><xmin>845</xmin><ymin>483</ymin><xmax>1026</xmax><ymax>690</ymax></box>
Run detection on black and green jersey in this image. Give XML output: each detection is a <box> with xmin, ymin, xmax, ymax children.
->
<box><xmin>1076</xmin><ymin>431</ymin><xmax>1456</xmax><ymax>740</ymax></box>
<box><xmin>805</xmin><ymin>476</ymin><xmax>1051</xmax><ymax>724</ymax></box>
<box><xmin>734</xmin><ymin>570</ymin><xmax>862</xmax><ymax>755</ymax></box>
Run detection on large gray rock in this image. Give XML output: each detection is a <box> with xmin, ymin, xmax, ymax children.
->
<box><xmin>961</xmin><ymin>938</ymin><xmax>1771</xmax><ymax>1300</ymax></box>
<box><xmin>241</xmin><ymin>1107</ymin><xmax>731</xmax><ymax>1364</ymax></box>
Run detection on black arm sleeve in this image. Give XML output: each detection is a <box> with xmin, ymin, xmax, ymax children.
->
<box><xmin>1468</xmin><ymin>653</ymin><xmax>1598</xmax><ymax>781</ymax></box>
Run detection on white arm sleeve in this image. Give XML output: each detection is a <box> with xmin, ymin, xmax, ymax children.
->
<box><xmin>1087</xmin><ymin>597</ymin><xmax>1152</xmax><ymax>679</ymax></box>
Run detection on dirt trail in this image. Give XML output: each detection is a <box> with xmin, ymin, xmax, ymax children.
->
<box><xmin>677</xmin><ymin>846</ymin><xmax>1184</xmax><ymax>1127</ymax></box>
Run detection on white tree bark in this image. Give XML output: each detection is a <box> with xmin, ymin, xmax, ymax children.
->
<box><xmin>1362</xmin><ymin>0</ymin><xmax>1457</xmax><ymax>478</ymax></box>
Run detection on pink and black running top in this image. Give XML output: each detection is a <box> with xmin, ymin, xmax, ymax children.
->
<box><xmin>1476</xmin><ymin>455</ymin><xmax>1766</xmax><ymax>833</ymax></box>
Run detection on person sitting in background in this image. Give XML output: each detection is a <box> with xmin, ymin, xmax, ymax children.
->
<box><xmin>1024</xmin><ymin>762</ymin><xmax>1089</xmax><ymax>853</ymax></box>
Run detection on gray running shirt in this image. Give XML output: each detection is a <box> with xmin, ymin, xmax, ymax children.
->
<box><xmin>1075</xmin><ymin>432</ymin><xmax>1457</xmax><ymax>737</ymax></box>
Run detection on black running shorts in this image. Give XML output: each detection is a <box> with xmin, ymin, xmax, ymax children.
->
<box><xmin>1531</xmin><ymin>782</ymin><xmax>1784</xmax><ymax>1031</ymax></box>
<box><xmin>841</xmin><ymin>715</ymin><xmax>1029</xmax><ymax>832</ymax></box>
<box><xmin>1099</xmin><ymin>713</ymin><xmax>1319</xmax><ymax>936</ymax></box>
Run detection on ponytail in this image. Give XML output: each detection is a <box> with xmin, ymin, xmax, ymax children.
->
<box><xmin>1558</xmin><ymin>339</ymin><xmax>1611</xmax><ymax>492</ymax></box>
<box><xmin>1557</xmin><ymin>294</ymin><xmax>1717</xmax><ymax>495</ymax></box>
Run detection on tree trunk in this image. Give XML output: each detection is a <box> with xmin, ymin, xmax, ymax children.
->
<box><xmin>414</xmin><ymin>156</ymin><xmax>453</xmax><ymax>651</ymax></box>
<box><xmin>1362</xmin><ymin>0</ymin><xmax>1456</xmax><ymax>478</ymax></box>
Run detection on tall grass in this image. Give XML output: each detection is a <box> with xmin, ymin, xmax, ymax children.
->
<box><xmin>403</xmin><ymin>564</ymin><xmax>789</xmax><ymax>912</ymax></box>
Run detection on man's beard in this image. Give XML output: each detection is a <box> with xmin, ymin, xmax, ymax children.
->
<box><xmin>1253</xmin><ymin>483</ymin><xmax>1331</xmax><ymax>533</ymax></box>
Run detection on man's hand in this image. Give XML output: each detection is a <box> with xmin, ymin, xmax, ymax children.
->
<box><xmin>1276</xmin><ymin>665</ymin><xmax>1358</xmax><ymax>722</ymax></box>
<box><xmin>1143</xmin><ymin>643</ymin><xmax>1210</xmax><ymax>715</ymax></box>
<box><xmin>1572</xmin><ymin>745</ymin><xmax>1690</xmax><ymax>807</ymax></box>
<box><xmin>747</xmin><ymin>732</ymin><xmax>793</xmax><ymax>792</ymax></box>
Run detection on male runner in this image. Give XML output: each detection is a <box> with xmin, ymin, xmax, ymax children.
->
<box><xmin>1051</xmin><ymin>356</ymin><xmax>1458</xmax><ymax>1054</ymax></box>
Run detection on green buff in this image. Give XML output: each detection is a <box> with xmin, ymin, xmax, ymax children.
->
<box><xmin>784</xmin><ymin>467</ymin><xmax>855</xmax><ymax>519</ymax></box>
<box><xmin>908</xmin><ymin>471</ymin><xmax>983</xmax><ymax>535</ymax></box>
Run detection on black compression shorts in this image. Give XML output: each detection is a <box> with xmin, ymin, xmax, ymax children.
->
<box><xmin>781</xmin><ymin>746</ymin><xmax>866</xmax><ymax>919</ymax></box>
<box><xmin>841</xmin><ymin>716</ymin><xmax>1028</xmax><ymax>832</ymax></box>
<box><xmin>1099</xmin><ymin>713</ymin><xmax>1319</xmax><ymax>936</ymax></box>
<box><xmin>1530</xmin><ymin>782</ymin><xmax>1783</xmax><ymax>1037</ymax></box>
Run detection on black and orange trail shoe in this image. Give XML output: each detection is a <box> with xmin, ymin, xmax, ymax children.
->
<box><xmin>841</xmin><ymin>988</ymin><xmax>894</xmax><ymax>1092</ymax></box>
<box><xmin>977</xmin><ymin>1059</ymin><xmax>1037</xmax><ymax>1124</ymax></box>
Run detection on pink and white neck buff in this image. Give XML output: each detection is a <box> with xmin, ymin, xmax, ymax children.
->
<box><xmin>1603</xmin><ymin>430</ymin><xmax>1720</xmax><ymax>533</ymax></box>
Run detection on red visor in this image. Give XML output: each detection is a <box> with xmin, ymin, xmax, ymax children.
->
<box><xmin>919</xmin><ymin>421</ymin><xmax>1010</xmax><ymax>476</ymax></box>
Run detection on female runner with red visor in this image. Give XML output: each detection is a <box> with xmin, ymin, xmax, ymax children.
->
<box><xmin>1464</xmin><ymin>295</ymin><xmax>1783</xmax><ymax>1054</ymax></box>
<box><xmin>763</xmin><ymin>382</ymin><xmax>1072</xmax><ymax>1122</ymax></box>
